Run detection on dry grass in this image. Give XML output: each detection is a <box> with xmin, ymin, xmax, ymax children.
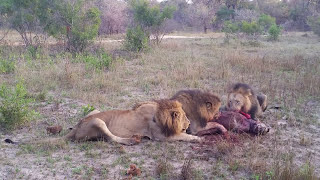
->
<box><xmin>0</xmin><ymin>31</ymin><xmax>320</xmax><ymax>179</ymax></box>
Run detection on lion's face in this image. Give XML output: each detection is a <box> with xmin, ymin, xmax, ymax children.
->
<box><xmin>175</xmin><ymin>108</ymin><xmax>190</xmax><ymax>133</ymax></box>
<box><xmin>199</xmin><ymin>100</ymin><xmax>222</xmax><ymax>121</ymax></box>
<box><xmin>155</xmin><ymin>100</ymin><xmax>190</xmax><ymax>136</ymax></box>
<box><xmin>227</xmin><ymin>93</ymin><xmax>246</xmax><ymax>112</ymax></box>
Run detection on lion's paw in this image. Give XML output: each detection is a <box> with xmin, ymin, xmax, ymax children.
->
<box><xmin>252</xmin><ymin>123</ymin><xmax>270</xmax><ymax>135</ymax></box>
<box><xmin>120</xmin><ymin>138</ymin><xmax>140</xmax><ymax>146</ymax></box>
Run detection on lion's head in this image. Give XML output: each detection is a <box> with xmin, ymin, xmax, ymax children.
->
<box><xmin>227</xmin><ymin>83</ymin><xmax>253</xmax><ymax>112</ymax></box>
<box><xmin>171</xmin><ymin>90</ymin><xmax>222</xmax><ymax>127</ymax></box>
<box><xmin>154</xmin><ymin>99</ymin><xmax>190</xmax><ymax>137</ymax></box>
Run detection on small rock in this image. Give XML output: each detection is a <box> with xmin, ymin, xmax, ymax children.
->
<box><xmin>277</xmin><ymin>121</ymin><xmax>287</xmax><ymax>128</ymax></box>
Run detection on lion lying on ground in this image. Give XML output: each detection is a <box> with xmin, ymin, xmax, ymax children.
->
<box><xmin>64</xmin><ymin>99</ymin><xmax>201</xmax><ymax>145</ymax></box>
<box><xmin>5</xmin><ymin>99</ymin><xmax>201</xmax><ymax>145</ymax></box>
<box><xmin>170</xmin><ymin>90</ymin><xmax>228</xmax><ymax>135</ymax></box>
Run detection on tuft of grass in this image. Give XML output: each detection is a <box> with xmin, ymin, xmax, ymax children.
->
<box><xmin>181</xmin><ymin>158</ymin><xmax>193</xmax><ymax>180</ymax></box>
<box><xmin>17</xmin><ymin>139</ymin><xmax>68</xmax><ymax>156</ymax></box>
<box><xmin>72</xmin><ymin>166</ymin><xmax>82</xmax><ymax>175</ymax></box>
<box><xmin>73</xmin><ymin>51</ymin><xmax>113</xmax><ymax>71</ymax></box>
<box><xmin>81</xmin><ymin>104</ymin><xmax>95</xmax><ymax>116</ymax></box>
<box><xmin>0</xmin><ymin>57</ymin><xmax>15</xmax><ymax>74</ymax></box>
<box><xmin>216</xmin><ymin>141</ymin><xmax>232</xmax><ymax>155</ymax></box>
<box><xmin>156</xmin><ymin>158</ymin><xmax>173</xmax><ymax>180</ymax></box>
<box><xmin>181</xmin><ymin>158</ymin><xmax>205</xmax><ymax>180</ymax></box>
<box><xmin>299</xmin><ymin>133</ymin><xmax>311</xmax><ymax>146</ymax></box>
<box><xmin>0</xmin><ymin>80</ymin><xmax>38</xmax><ymax>130</ymax></box>
<box><xmin>111</xmin><ymin>154</ymin><xmax>131</xmax><ymax>168</ymax></box>
<box><xmin>271</xmin><ymin>153</ymin><xmax>318</xmax><ymax>180</ymax></box>
<box><xmin>228</xmin><ymin>159</ymin><xmax>240</xmax><ymax>174</ymax></box>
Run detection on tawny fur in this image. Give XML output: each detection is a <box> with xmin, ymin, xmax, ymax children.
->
<box><xmin>63</xmin><ymin>99</ymin><xmax>201</xmax><ymax>145</ymax></box>
<box><xmin>227</xmin><ymin>83</ymin><xmax>268</xmax><ymax>120</ymax></box>
<box><xmin>170</xmin><ymin>90</ymin><xmax>226</xmax><ymax>135</ymax></box>
<box><xmin>5</xmin><ymin>100</ymin><xmax>201</xmax><ymax>145</ymax></box>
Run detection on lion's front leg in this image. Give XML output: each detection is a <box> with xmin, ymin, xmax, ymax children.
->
<box><xmin>167</xmin><ymin>133</ymin><xmax>202</xmax><ymax>142</ymax></box>
<box><xmin>198</xmin><ymin>122</ymin><xmax>228</xmax><ymax>134</ymax></box>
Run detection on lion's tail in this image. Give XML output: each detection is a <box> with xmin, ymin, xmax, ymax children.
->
<box><xmin>4</xmin><ymin>136</ymin><xmax>69</xmax><ymax>146</ymax></box>
<box><xmin>4</xmin><ymin>127</ymin><xmax>76</xmax><ymax>145</ymax></box>
<box><xmin>4</xmin><ymin>138</ymin><xmax>18</xmax><ymax>144</ymax></box>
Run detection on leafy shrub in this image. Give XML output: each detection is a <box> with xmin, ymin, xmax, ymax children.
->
<box><xmin>74</xmin><ymin>51</ymin><xmax>112</xmax><ymax>71</ymax></box>
<box><xmin>216</xmin><ymin>6</ymin><xmax>235</xmax><ymax>22</ymax></box>
<box><xmin>48</xmin><ymin>0</ymin><xmax>101</xmax><ymax>53</ymax></box>
<box><xmin>130</xmin><ymin>0</ymin><xmax>175</xmax><ymax>44</ymax></box>
<box><xmin>81</xmin><ymin>104</ymin><xmax>95</xmax><ymax>116</ymax></box>
<box><xmin>258</xmin><ymin>14</ymin><xmax>276</xmax><ymax>31</ymax></box>
<box><xmin>0</xmin><ymin>81</ymin><xmax>37</xmax><ymax>130</ymax></box>
<box><xmin>223</xmin><ymin>21</ymin><xmax>239</xmax><ymax>34</ymax></box>
<box><xmin>241</xmin><ymin>21</ymin><xmax>261</xmax><ymax>36</ymax></box>
<box><xmin>268</xmin><ymin>24</ymin><xmax>281</xmax><ymax>41</ymax></box>
<box><xmin>308</xmin><ymin>16</ymin><xmax>320</xmax><ymax>37</ymax></box>
<box><xmin>125</xmin><ymin>26</ymin><xmax>149</xmax><ymax>52</ymax></box>
<box><xmin>0</xmin><ymin>57</ymin><xmax>15</xmax><ymax>74</ymax></box>
<box><xmin>222</xmin><ymin>21</ymin><xmax>239</xmax><ymax>43</ymax></box>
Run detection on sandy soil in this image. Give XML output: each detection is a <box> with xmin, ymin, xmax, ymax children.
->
<box><xmin>0</xmin><ymin>94</ymin><xmax>319</xmax><ymax>179</ymax></box>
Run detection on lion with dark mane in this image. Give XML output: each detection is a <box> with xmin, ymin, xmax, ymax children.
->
<box><xmin>226</xmin><ymin>83</ymin><xmax>267</xmax><ymax>120</ymax></box>
<box><xmin>170</xmin><ymin>90</ymin><xmax>228</xmax><ymax>135</ymax></box>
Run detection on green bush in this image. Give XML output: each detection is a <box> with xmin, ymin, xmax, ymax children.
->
<box><xmin>130</xmin><ymin>0</ymin><xmax>175</xmax><ymax>44</ymax></box>
<box><xmin>0</xmin><ymin>81</ymin><xmax>37</xmax><ymax>130</ymax></box>
<box><xmin>258</xmin><ymin>14</ymin><xmax>276</xmax><ymax>31</ymax></box>
<box><xmin>268</xmin><ymin>24</ymin><xmax>281</xmax><ymax>41</ymax></box>
<box><xmin>0</xmin><ymin>57</ymin><xmax>15</xmax><ymax>74</ymax></box>
<box><xmin>125</xmin><ymin>26</ymin><xmax>149</xmax><ymax>52</ymax></box>
<box><xmin>241</xmin><ymin>21</ymin><xmax>261</xmax><ymax>36</ymax></box>
<box><xmin>48</xmin><ymin>0</ymin><xmax>101</xmax><ymax>53</ymax></box>
<box><xmin>308</xmin><ymin>16</ymin><xmax>320</xmax><ymax>37</ymax></box>
<box><xmin>81</xmin><ymin>104</ymin><xmax>95</xmax><ymax>116</ymax></box>
<box><xmin>74</xmin><ymin>51</ymin><xmax>112</xmax><ymax>71</ymax></box>
<box><xmin>223</xmin><ymin>21</ymin><xmax>239</xmax><ymax>34</ymax></box>
<box><xmin>222</xmin><ymin>21</ymin><xmax>239</xmax><ymax>43</ymax></box>
<box><xmin>216</xmin><ymin>6</ymin><xmax>235</xmax><ymax>22</ymax></box>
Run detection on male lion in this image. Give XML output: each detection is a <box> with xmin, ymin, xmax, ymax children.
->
<box><xmin>226</xmin><ymin>83</ymin><xmax>267</xmax><ymax>120</ymax></box>
<box><xmin>170</xmin><ymin>90</ymin><xmax>228</xmax><ymax>135</ymax></box>
<box><xmin>4</xmin><ymin>99</ymin><xmax>201</xmax><ymax>145</ymax></box>
<box><xmin>63</xmin><ymin>99</ymin><xmax>201</xmax><ymax>145</ymax></box>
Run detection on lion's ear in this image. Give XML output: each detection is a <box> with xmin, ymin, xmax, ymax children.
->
<box><xmin>240</xmin><ymin>89</ymin><xmax>252</xmax><ymax>97</ymax></box>
<box><xmin>171</xmin><ymin>111</ymin><xmax>179</xmax><ymax>120</ymax></box>
<box><xmin>244</xmin><ymin>89</ymin><xmax>252</xmax><ymax>96</ymax></box>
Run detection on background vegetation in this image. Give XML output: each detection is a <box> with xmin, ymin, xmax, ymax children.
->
<box><xmin>0</xmin><ymin>0</ymin><xmax>319</xmax><ymax>179</ymax></box>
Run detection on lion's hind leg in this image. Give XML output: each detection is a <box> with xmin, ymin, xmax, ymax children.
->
<box><xmin>80</xmin><ymin>118</ymin><xmax>138</xmax><ymax>145</ymax></box>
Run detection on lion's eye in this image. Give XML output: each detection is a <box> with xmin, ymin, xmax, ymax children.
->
<box><xmin>206</xmin><ymin>102</ymin><xmax>212</xmax><ymax>109</ymax></box>
<box><xmin>236</xmin><ymin>100</ymin><xmax>240</xmax><ymax>104</ymax></box>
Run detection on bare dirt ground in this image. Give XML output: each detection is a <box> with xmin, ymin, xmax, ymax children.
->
<box><xmin>0</xmin><ymin>31</ymin><xmax>320</xmax><ymax>179</ymax></box>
